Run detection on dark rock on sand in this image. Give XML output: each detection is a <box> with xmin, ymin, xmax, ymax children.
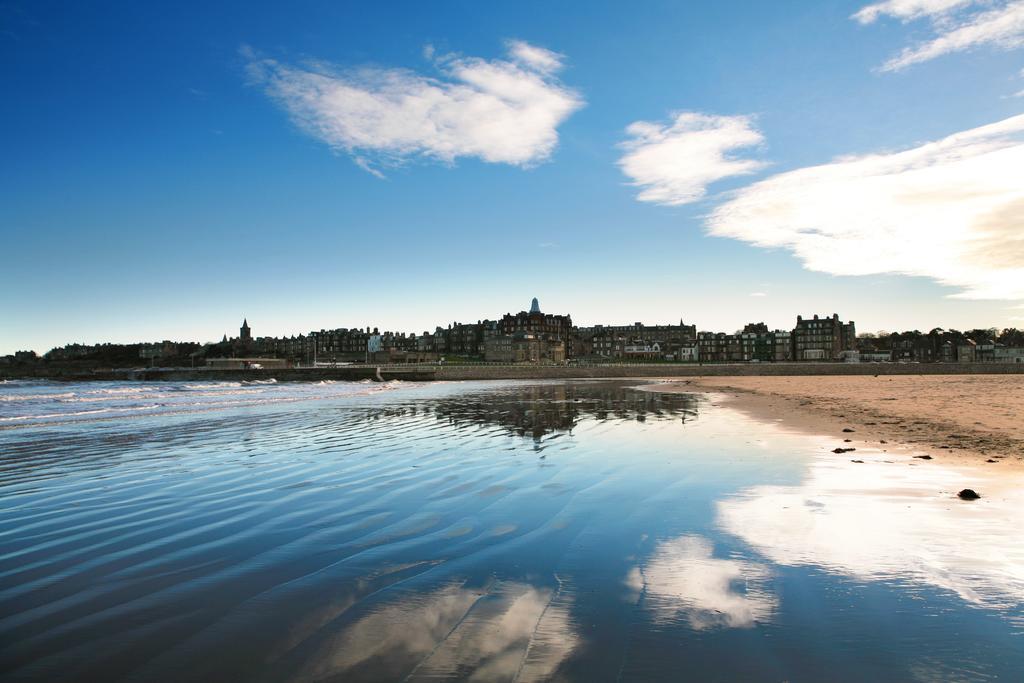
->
<box><xmin>832</xmin><ymin>447</ymin><xmax>856</xmax><ymax>453</ymax></box>
<box><xmin>957</xmin><ymin>489</ymin><xmax>981</xmax><ymax>500</ymax></box>
<box><xmin>842</xmin><ymin>428</ymin><xmax>855</xmax><ymax>433</ymax></box>
<box><xmin>913</xmin><ymin>455</ymin><xmax>933</xmax><ymax>460</ymax></box>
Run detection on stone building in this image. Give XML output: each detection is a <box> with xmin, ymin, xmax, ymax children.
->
<box><xmin>434</xmin><ymin>320</ymin><xmax>499</xmax><ymax>357</ymax></box>
<box><xmin>576</xmin><ymin>320</ymin><xmax>696</xmax><ymax>359</ymax></box>
<box><xmin>499</xmin><ymin>298</ymin><xmax>573</xmax><ymax>354</ymax></box>
<box><xmin>993</xmin><ymin>346</ymin><xmax>1024</xmax><ymax>363</ymax></box>
<box><xmin>254</xmin><ymin>334</ymin><xmax>312</xmax><ymax>361</ymax></box>
<box><xmin>793</xmin><ymin>314</ymin><xmax>855</xmax><ymax>361</ymax></box>
<box><xmin>696</xmin><ymin>329</ymin><xmax>793</xmax><ymax>362</ymax></box>
<box><xmin>484</xmin><ymin>332</ymin><xmax>565</xmax><ymax>364</ymax></box>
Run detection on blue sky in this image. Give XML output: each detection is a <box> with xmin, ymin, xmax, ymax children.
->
<box><xmin>2</xmin><ymin>0</ymin><xmax>1023</xmax><ymax>353</ymax></box>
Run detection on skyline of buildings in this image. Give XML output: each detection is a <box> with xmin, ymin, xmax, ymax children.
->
<box><xmin>10</xmin><ymin>297</ymin><xmax>1024</xmax><ymax>368</ymax></box>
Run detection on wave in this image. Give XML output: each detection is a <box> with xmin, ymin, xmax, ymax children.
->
<box><xmin>83</xmin><ymin>387</ymin><xmax>152</xmax><ymax>395</ymax></box>
<box><xmin>0</xmin><ymin>404</ymin><xmax>163</xmax><ymax>422</ymax></box>
<box><xmin>0</xmin><ymin>378</ymin><xmax>413</xmax><ymax>429</ymax></box>
<box><xmin>60</xmin><ymin>393</ymin><xmax>169</xmax><ymax>403</ymax></box>
<box><xmin>0</xmin><ymin>392</ymin><xmax>77</xmax><ymax>402</ymax></box>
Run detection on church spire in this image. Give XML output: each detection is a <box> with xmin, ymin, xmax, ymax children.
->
<box><xmin>529</xmin><ymin>297</ymin><xmax>541</xmax><ymax>314</ymax></box>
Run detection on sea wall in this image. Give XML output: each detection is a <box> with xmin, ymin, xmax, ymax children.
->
<box><xmin>434</xmin><ymin>362</ymin><xmax>1024</xmax><ymax>380</ymax></box>
<box><xmin>4</xmin><ymin>362</ymin><xmax>1023</xmax><ymax>383</ymax></box>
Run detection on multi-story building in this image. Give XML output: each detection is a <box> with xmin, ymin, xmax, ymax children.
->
<box><xmin>499</xmin><ymin>298</ymin><xmax>573</xmax><ymax>351</ymax></box>
<box><xmin>308</xmin><ymin>327</ymin><xmax>372</xmax><ymax>361</ymax></box>
<box><xmin>957</xmin><ymin>339</ymin><xmax>995</xmax><ymax>363</ymax></box>
<box><xmin>587</xmin><ymin>331</ymin><xmax>626</xmax><ymax>358</ymax></box>
<box><xmin>484</xmin><ymin>332</ymin><xmax>565</xmax><ymax>364</ymax></box>
<box><xmin>677</xmin><ymin>343</ymin><xmax>699</xmax><ymax>362</ymax></box>
<box><xmin>697</xmin><ymin>329</ymin><xmax>793</xmax><ymax>362</ymax></box>
<box><xmin>792</xmin><ymin>314</ymin><xmax>855</xmax><ymax>361</ymax></box>
<box><xmin>761</xmin><ymin>329</ymin><xmax>793</xmax><ymax>361</ymax></box>
<box><xmin>993</xmin><ymin>346</ymin><xmax>1024</xmax><ymax>363</ymax></box>
<box><xmin>437</xmin><ymin>320</ymin><xmax>498</xmax><ymax>357</ymax></box>
<box><xmin>576</xmin><ymin>320</ymin><xmax>696</xmax><ymax>359</ymax></box>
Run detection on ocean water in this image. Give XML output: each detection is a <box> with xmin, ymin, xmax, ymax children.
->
<box><xmin>1</xmin><ymin>378</ymin><xmax>1022</xmax><ymax>682</ymax></box>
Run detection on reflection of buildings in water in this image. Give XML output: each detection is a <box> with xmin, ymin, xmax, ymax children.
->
<box><xmin>629</xmin><ymin>535</ymin><xmax>777</xmax><ymax>631</ymax></box>
<box><xmin>294</xmin><ymin>580</ymin><xmax>577</xmax><ymax>681</ymax></box>
<box><xmin>429</xmin><ymin>382</ymin><xmax>702</xmax><ymax>440</ymax></box>
<box><xmin>717</xmin><ymin>457</ymin><xmax>1024</xmax><ymax>613</ymax></box>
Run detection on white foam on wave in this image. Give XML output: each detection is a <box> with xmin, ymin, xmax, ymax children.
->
<box><xmin>1</xmin><ymin>378</ymin><xmax>417</xmax><ymax>428</ymax></box>
<box><xmin>0</xmin><ymin>404</ymin><xmax>163</xmax><ymax>422</ymax></box>
<box><xmin>84</xmin><ymin>387</ymin><xmax>152</xmax><ymax>395</ymax></box>
<box><xmin>0</xmin><ymin>392</ymin><xmax>78</xmax><ymax>402</ymax></box>
<box><xmin>61</xmin><ymin>393</ymin><xmax>169</xmax><ymax>403</ymax></box>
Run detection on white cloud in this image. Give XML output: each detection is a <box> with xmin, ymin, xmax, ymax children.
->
<box><xmin>1014</xmin><ymin>67</ymin><xmax>1024</xmax><ymax>96</ymax></box>
<box><xmin>708</xmin><ymin>114</ymin><xmax>1024</xmax><ymax>300</ymax></box>
<box><xmin>854</xmin><ymin>1</ymin><xmax>1024</xmax><ymax>71</ymax></box>
<box><xmin>617</xmin><ymin>112</ymin><xmax>767</xmax><ymax>206</ymax></box>
<box><xmin>853</xmin><ymin>0</ymin><xmax>977</xmax><ymax>24</ymax></box>
<box><xmin>750</xmin><ymin>292</ymin><xmax>768</xmax><ymax>297</ymax></box>
<box><xmin>246</xmin><ymin>41</ymin><xmax>583</xmax><ymax>174</ymax></box>
<box><xmin>507</xmin><ymin>39</ymin><xmax>564</xmax><ymax>74</ymax></box>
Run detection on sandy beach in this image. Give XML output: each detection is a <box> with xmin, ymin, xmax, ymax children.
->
<box><xmin>645</xmin><ymin>374</ymin><xmax>1024</xmax><ymax>469</ymax></box>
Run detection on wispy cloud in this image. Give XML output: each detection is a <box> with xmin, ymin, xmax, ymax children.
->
<box><xmin>617</xmin><ymin>112</ymin><xmax>767</xmax><ymax>206</ymax></box>
<box><xmin>750</xmin><ymin>292</ymin><xmax>768</xmax><ymax>297</ymax></box>
<box><xmin>245</xmin><ymin>40</ymin><xmax>583</xmax><ymax>174</ymax></box>
<box><xmin>708</xmin><ymin>114</ymin><xmax>1024</xmax><ymax>300</ymax></box>
<box><xmin>853</xmin><ymin>0</ymin><xmax>976</xmax><ymax>24</ymax></box>
<box><xmin>854</xmin><ymin>1</ymin><xmax>1024</xmax><ymax>71</ymax></box>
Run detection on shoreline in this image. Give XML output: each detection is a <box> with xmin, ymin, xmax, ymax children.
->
<box><xmin>4</xmin><ymin>371</ymin><xmax>1021</xmax><ymax>473</ymax></box>
<box><xmin>641</xmin><ymin>375</ymin><xmax>1024</xmax><ymax>471</ymax></box>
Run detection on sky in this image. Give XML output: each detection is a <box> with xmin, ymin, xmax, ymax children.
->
<box><xmin>2</xmin><ymin>0</ymin><xmax>1023</xmax><ymax>354</ymax></box>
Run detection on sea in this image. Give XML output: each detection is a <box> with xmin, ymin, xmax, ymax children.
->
<box><xmin>1</xmin><ymin>378</ymin><xmax>1022</xmax><ymax>682</ymax></box>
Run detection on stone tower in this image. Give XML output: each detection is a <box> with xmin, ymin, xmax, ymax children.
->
<box><xmin>240</xmin><ymin>318</ymin><xmax>251</xmax><ymax>342</ymax></box>
<box><xmin>530</xmin><ymin>297</ymin><xmax>541</xmax><ymax>314</ymax></box>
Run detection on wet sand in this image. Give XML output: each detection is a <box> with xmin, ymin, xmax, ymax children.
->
<box><xmin>644</xmin><ymin>374</ymin><xmax>1024</xmax><ymax>469</ymax></box>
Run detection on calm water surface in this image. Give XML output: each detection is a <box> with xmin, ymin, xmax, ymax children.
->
<box><xmin>1</xmin><ymin>378</ymin><xmax>1022</xmax><ymax>682</ymax></box>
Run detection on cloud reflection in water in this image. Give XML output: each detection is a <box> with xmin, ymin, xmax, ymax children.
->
<box><xmin>718</xmin><ymin>455</ymin><xmax>1024</xmax><ymax>614</ymax></box>
<box><xmin>294</xmin><ymin>580</ymin><xmax>577</xmax><ymax>682</ymax></box>
<box><xmin>631</xmin><ymin>535</ymin><xmax>777</xmax><ymax>630</ymax></box>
